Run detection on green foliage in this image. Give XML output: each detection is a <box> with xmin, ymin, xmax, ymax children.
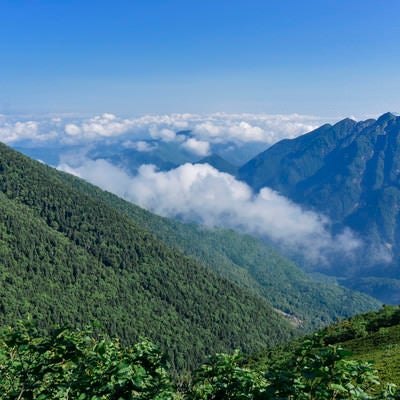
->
<box><xmin>321</xmin><ymin>305</ymin><xmax>400</xmax><ymax>386</ymax></box>
<box><xmin>0</xmin><ymin>321</ymin><xmax>176</xmax><ymax>399</ymax></box>
<box><xmin>265</xmin><ymin>336</ymin><xmax>382</xmax><ymax>399</ymax></box>
<box><xmin>323</xmin><ymin>305</ymin><xmax>400</xmax><ymax>344</ymax></box>
<box><xmin>189</xmin><ymin>333</ymin><xmax>400</xmax><ymax>399</ymax></box>
<box><xmin>2</xmin><ymin>322</ymin><xmax>398</xmax><ymax>400</ymax></box>
<box><xmin>190</xmin><ymin>351</ymin><xmax>267</xmax><ymax>400</ymax></box>
<box><xmin>344</xmin><ymin>325</ymin><xmax>400</xmax><ymax>387</ymax></box>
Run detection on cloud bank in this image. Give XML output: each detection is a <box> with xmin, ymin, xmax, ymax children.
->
<box><xmin>0</xmin><ymin>119</ymin><xmax>54</xmax><ymax>143</ymax></box>
<box><xmin>0</xmin><ymin>112</ymin><xmax>328</xmax><ymax>149</ymax></box>
<box><xmin>181</xmin><ymin>138</ymin><xmax>211</xmax><ymax>156</ymax></box>
<box><xmin>58</xmin><ymin>159</ymin><xmax>361</xmax><ymax>264</ymax></box>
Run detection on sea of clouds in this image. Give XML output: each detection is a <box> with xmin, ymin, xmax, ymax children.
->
<box><xmin>0</xmin><ymin>111</ymin><xmax>324</xmax><ymax>149</ymax></box>
<box><xmin>2</xmin><ymin>111</ymin><xmax>370</xmax><ymax>266</ymax></box>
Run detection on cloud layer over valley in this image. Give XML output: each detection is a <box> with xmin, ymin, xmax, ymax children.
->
<box><xmin>58</xmin><ymin>158</ymin><xmax>362</xmax><ymax>265</ymax></box>
<box><xmin>2</xmin><ymin>111</ymin><xmax>371</xmax><ymax>267</ymax></box>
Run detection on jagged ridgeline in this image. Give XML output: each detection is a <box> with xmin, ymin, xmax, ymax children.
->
<box><xmin>238</xmin><ymin>112</ymin><xmax>400</xmax><ymax>303</ymax></box>
<box><xmin>0</xmin><ymin>142</ymin><xmax>296</xmax><ymax>371</ymax></box>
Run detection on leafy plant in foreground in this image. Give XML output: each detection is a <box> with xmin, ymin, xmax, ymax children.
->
<box><xmin>190</xmin><ymin>334</ymin><xmax>400</xmax><ymax>399</ymax></box>
<box><xmin>0</xmin><ymin>321</ymin><xmax>399</xmax><ymax>399</ymax></box>
<box><xmin>190</xmin><ymin>351</ymin><xmax>267</xmax><ymax>399</ymax></box>
<box><xmin>0</xmin><ymin>321</ymin><xmax>176</xmax><ymax>399</ymax></box>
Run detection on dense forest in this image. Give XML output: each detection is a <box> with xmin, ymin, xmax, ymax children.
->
<box><xmin>0</xmin><ymin>140</ymin><xmax>381</xmax><ymax>356</ymax></box>
<box><xmin>0</xmin><ymin>141</ymin><xmax>296</xmax><ymax>371</ymax></box>
<box><xmin>58</xmin><ymin>168</ymin><xmax>380</xmax><ymax>331</ymax></box>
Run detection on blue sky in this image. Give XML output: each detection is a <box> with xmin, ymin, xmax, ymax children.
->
<box><xmin>1</xmin><ymin>0</ymin><xmax>399</xmax><ymax>117</ymax></box>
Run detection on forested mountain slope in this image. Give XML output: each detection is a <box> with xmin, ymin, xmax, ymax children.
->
<box><xmin>58</xmin><ymin>167</ymin><xmax>380</xmax><ymax>331</ymax></box>
<box><xmin>238</xmin><ymin>113</ymin><xmax>400</xmax><ymax>303</ymax></box>
<box><xmin>0</xmin><ymin>141</ymin><xmax>296</xmax><ymax>370</ymax></box>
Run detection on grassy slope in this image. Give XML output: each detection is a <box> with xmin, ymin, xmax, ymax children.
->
<box><xmin>247</xmin><ymin>305</ymin><xmax>400</xmax><ymax>390</ymax></box>
<box><xmin>343</xmin><ymin>325</ymin><xmax>400</xmax><ymax>385</ymax></box>
<box><xmin>322</xmin><ymin>305</ymin><xmax>400</xmax><ymax>385</ymax></box>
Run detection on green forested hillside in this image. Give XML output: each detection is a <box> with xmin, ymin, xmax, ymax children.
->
<box><xmin>58</xmin><ymin>170</ymin><xmax>381</xmax><ymax>331</ymax></box>
<box><xmin>0</xmin><ymin>141</ymin><xmax>296</xmax><ymax>370</ymax></box>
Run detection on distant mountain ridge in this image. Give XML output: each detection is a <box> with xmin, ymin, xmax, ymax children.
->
<box><xmin>197</xmin><ymin>154</ymin><xmax>238</xmax><ymax>175</ymax></box>
<box><xmin>238</xmin><ymin>112</ymin><xmax>400</xmax><ymax>302</ymax></box>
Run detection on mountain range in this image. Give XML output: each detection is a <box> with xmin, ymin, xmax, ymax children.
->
<box><xmin>0</xmin><ymin>141</ymin><xmax>299</xmax><ymax>371</ymax></box>
<box><xmin>238</xmin><ymin>112</ymin><xmax>400</xmax><ymax>303</ymax></box>
<box><xmin>71</xmin><ymin>111</ymin><xmax>400</xmax><ymax>304</ymax></box>
<box><xmin>3</xmin><ymin>111</ymin><xmax>400</xmax><ymax>371</ymax></box>
<box><xmin>0</xmin><ymin>139</ymin><xmax>381</xmax><ymax>370</ymax></box>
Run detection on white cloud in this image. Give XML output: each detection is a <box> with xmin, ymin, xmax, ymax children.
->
<box><xmin>181</xmin><ymin>138</ymin><xmax>210</xmax><ymax>156</ymax></box>
<box><xmin>123</xmin><ymin>140</ymin><xmax>157</xmax><ymax>152</ymax></box>
<box><xmin>193</xmin><ymin>121</ymin><xmax>222</xmax><ymax>138</ymax></box>
<box><xmin>57</xmin><ymin>159</ymin><xmax>361</xmax><ymax>264</ymax></box>
<box><xmin>228</xmin><ymin>121</ymin><xmax>265</xmax><ymax>141</ymax></box>
<box><xmin>102</xmin><ymin>113</ymin><xmax>117</xmax><ymax>120</ymax></box>
<box><xmin>65</xmin><ymin>124</ymin><xmax>81</xmax><ymax>136</ymax></box>
<box><xmin>149</xmin><ymin>127</ymin><xmax>177</xmax><ymax>142</ymax></box>
<box><xmin>193</xmin><ymin>120</ymin><xmax>265</xmax><ymax>143</ymax></box>
<box><xmin>0</xmin><ymin>120</ymin><xmax>55</xmax><ymax>143</ymax></box>
<box><xmin>78</xmin><ymin>113</ymin><xmax>133</xmax><ymax>138</ymax></box>
<box><xmin>60</xmin><ymin>113</ymin><xmax>140</xmax><ymax>143</ymax></box>
<box><xmin>192</xmin><ymin>113</ymin><xmax>321</xmax><ymax>145</ymax></box>
<box><xmin>0</xmin><ymin>111</ymin><xmax>332</xmax><ymax>147</ymax></box>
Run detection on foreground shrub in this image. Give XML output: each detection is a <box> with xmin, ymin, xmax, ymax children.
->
<box><xmin>0</xmin><ymin>321</ymin><xmax>176</xmax><ymax>399</ymax></box>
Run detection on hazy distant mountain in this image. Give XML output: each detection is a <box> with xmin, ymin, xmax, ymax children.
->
<box><xmin>239</xmin><ymin>112</ymin><xmax>400</xmax><ymax>302</ymax></box>
<box><xmin>91</xmin><ymin>144</ymin><xmax>181</xmax><ymax>174</ymax></box>
<box><xmin>88</xmin><ymin>138</ymin><xmax>265</xmax><ymax>175</ymax></box>
<box><xmin>14</xmin><ymin>126</ymin><xmax>268</xmax><ymax>176</ymax></box>
<box><xmin>197</xmin><ymin>154</ymin><xmax>239</xmax><ymax>175</ymax></box>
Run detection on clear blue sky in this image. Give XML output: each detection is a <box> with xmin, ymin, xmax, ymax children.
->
<box><xmin>1</xmin><ymin>0</ymin><xmax>399</xmax><ymax>117</ymax></box>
